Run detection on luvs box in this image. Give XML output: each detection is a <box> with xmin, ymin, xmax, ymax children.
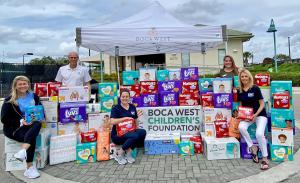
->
<box><xmin>201</xmin><ymin>93</ymin><xmax>213</xmax><ymax>107</ymax></box>
<box><xmin>47</xmin><ymin>82</ymin><xmax>61</xmax><ymax>97</ymax></box>
<box><xmin>271</xmin><ymin>127</ymin><xmax>293</xmax><ymax>146</ymax></box>
<box><xmin>139</xmin><ymin>68</ymin><xmax>157</xmax><ymax>81</ymax></box>
<box><xmin>240</xmin><ymin>137</ymin><xmax>269</xmax><ymax>159</ymax></box>
<box><xmin>140</xmin><ymin>81</ymin><xmax>158</xmax><ymax>94</ymax></box>
<box><xmin>34</xmin><ymin>83</ymin><xmax>47</xmax><ymax>97</ymax></box>
<box><xmin>168</xmin><ymin>69</ymin><xmax>181</xmax><ymax>81</ymax></box>
<box><xmin>98</xmin><ymin>83</ymin><xmax>118</xmax><ymax>98</ymax></box>
<box><xmin>140</xmin><ymin>94</ymin><xmax>158</xmax><ymax>107</ymax></box>
<box><xmin>203</xmin><ymin>136</ymin><xmax>240</xmax><ymax>160</ymax></box>
<box><xmin>60</xmin><ymin>102</ymin><xmax>86</xmax><ymax>123</ymax></box>
<box><xmin>129</xmin><ymin>97</ymin><xmax>142</xmax><ymax>107</ymax></box>
<box><xmin>182</xmin><ymin>81</ymin><xmax>199</xmax><ymax>95</ymax></box>
<box><xmin>270</xmin><ymin>145</ymin><xmax>293</xmax><ymax>162</ymax></box>
<box><xmin>179</xmin><ymin>93</ymin><xmax>199</xmax><ymax>106</ymax></box>
<box><xmin>198</xmin><ymin>78</ymin><xmax>213</xmax><ymax>93</ymax></box>
<box><xmin>158</xmin><ymin>80</ymin><xmax>181</xmax><ymax>93</ymax></box>
<box><xmin>213</xmin><ymin>93</ymin><xmax>233</xmax><ymax>109</ymax></box>
<box><xmin>212</xmin><ymin>78</ymin><xmax>232</xmax><ymax>94</ymax></box>
<box><xmin>25</xmin><ymin>105</ymin><xmax>45</xmax><ymax>123</ymax></box>
<box><xmin>254</xmin><ymin>73</ymin><xmax>270</xmax><ymax>88</ymax></box>
<box><xmin>181</xmin><ymin>67</ymin><xmax>199</xmax><ymax>80</ymax></box>
<box><xmin>270</xmin><ymin>108</ymin><xmax>294</xmax><ymax>128</ymax></box>
<box><xmin>273</xmin><ymin>93</ymin><xmax>290</xmax><ymax>109</ymax></box>
<box><xmin>100</xmin><ymin>96</ymin><xmax>118</xmax><ymax>113</ymax></box>
<box><xmin>76</xmin><ymin>142</ymin><xmax>97</xmax><ymax>164</ymax></box>
<box><xmin>144</xmin><ymin>133</ymin><xmax>180</xmax><ymax>155</ymax></box>
<box><xmin>122</xmin><ymin>71</ymin><xmax>139</xmax><ymax>85</ymax></box>
<box><xmin>159</xmin><ymin>92</ymin><xmax>179</xmax><ymax>106</ymax></box>
<box><xmin>157</xmin><ymin>70</ymin><xmax>170</xmax><ymax>81</ymax></box>
<box><xmin>59</xmin><ymin>86</ymin><xmax>89</xmax><ymax>103</ymax></box>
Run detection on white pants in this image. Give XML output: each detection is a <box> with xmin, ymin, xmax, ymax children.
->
<box><xmin>238</xmin><ymin>116</ymin><xmax>268</xmax><ymax>157</ymax></box>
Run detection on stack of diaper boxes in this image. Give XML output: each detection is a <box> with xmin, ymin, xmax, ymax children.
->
<box><xmin>98</xmin><ymin>83</ymin><xmax>118</xmax><ymax>112</ymax></box>
<box><xmin>122</xmin><ymin>70</ymin><xmax>142</xmax><ymax>107</ymax></box>
<box><xmin>5</xmin><ymin>129</ymin><xmax>50</xmax><ymax>171</ymax></box>
<box><xmin>270</xmin><ymin>81</ymin><xmax>294</xmax><ymax>161</ymax></box>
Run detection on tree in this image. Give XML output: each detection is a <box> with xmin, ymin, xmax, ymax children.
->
<box><xmin>243</xmin><ymin>51</ymin><xmax>253</xmax><ymax>66</ymax></box>
<box><xmin>276</xmin><ymin>54</ymin><xmax>290</xmax><ymax>61</ymax></box>
<box><xmin>28</xmin><ymin>56</ymin><xmax>68</xmax><ymax>65</ymax></box>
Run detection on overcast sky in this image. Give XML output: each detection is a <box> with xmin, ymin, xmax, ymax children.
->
<box><xmin>0</xmin><ymin>0</ymin><xmax>299</xmax><ymax>63</ymax></box>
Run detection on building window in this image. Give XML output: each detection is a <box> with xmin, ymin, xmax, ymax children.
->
<box><xmin>181</xmin><ymin>53</ymin><xmax>190</xmax><ymax>67</ymax></box>
<box><xmin>218</xmin><ymin>49</ymin><xmax>226</xmax><ymax>65</ymax></box>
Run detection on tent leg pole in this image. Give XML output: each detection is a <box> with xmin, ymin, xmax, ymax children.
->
<box><xmin>115</xmin><ymin>46</ymin><xmax>120</xmax><ymax>90</ymax></box>
<box><xmin>100</xmin><ymin>51</ymin><xmax>103</xmax><ymax>83</ymax></box>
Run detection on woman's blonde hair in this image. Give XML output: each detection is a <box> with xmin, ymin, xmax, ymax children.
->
<box><xmin>238</xmin><ymin>69</ymin><xmax>254</xmax><ymax>92</ymax></box>
<box><xmin>8</xmin><ymin>75</ymin><xmax>31</xmax><ymax>105</ymax></box>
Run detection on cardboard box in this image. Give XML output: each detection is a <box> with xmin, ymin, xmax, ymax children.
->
<box><xmin>203</xmin><ymin>107</ymin><xmax>231</xmax><ymax>124</ymax></box>
<box><xmin>271</xmin><ymin>127</ymin><xmax>293</xmax><ymax>146</ymax></box>
<box><xmin>144</xmin><ymin>133</ymin><xmax>180</xmax><ymax>155</ymax></box>
<box><xmin>271</xmin><ymin>81</ymin><xmax>293</xmax><ymax>107</ymax></box>
<box><xmin>86</xmin><ymin>103</ymin><xmax>101</xmax><ymax>114</ymax></box>
<box><xmin>254</xmin><ymin>73</ymin><xmax>270</xmax><ymax>88</ymax></box>
<box><xmin>50</xmin><ymin>134</ymin><xmax>77</xmax><ymax>150</ymax></box>
<box><xmin>159</xmin><ymin>92</ymin><xmax>179</xmax><ymax>106</ymax></box>
<box><xmin>34</xmin><ymin>83</ymin><xmax>47</xmax><ymax>97</ymax></box>
<box><xmin>273</xmin><ymin>93</ymin><xmax>290</xmax><ymax>109</ymax></box>
<box><xmin>60</xmin><ymin>102</ymin><xmax>87</xmax><ymax>123</ymax></box>
<box><xmin>270</xmin><ymin>108</ymin><xmax>294</xmax><ymax>128</ymax></box>
<box><xmin>50</xmin><ymin>146</ymin><xmax>76</xmax><ymax>165</ymax></box>
<box><xmin>36</xmin><ymin>128</ymin><xmax>51</xmax><ymax>150</ymax></box>
<box><xmin>140</xmin><ymin>81</ymin><xmax>158</xmax><ymax>94</ymax></box>
<box><xmin>179</xmin><ymin>93</ymin><xmax>199</xmax><ymax>106</ymax></box>
<box><xmin>5</xmin><ymin>152</ymin><xmax>26</xmax><ymax>171</ymax></box>
<box><xmin>240</xmin><ymin>137</ymin><xmax>269</xmax><ymax>159</ymax></box>
<box><xmin>182</xmin><ymin>81</ymin><xmax>199</xmax><ymax>94</ymax></box>
<box><xmin>5</xmin><ymin>137</ymin><xmax>23</xmax><ymax>153</ymax></box>
<box><xmin>122</xmin><ymin>71</ymin><xmax>139</xmax><ymax>85</ymax></box>
<box><xmin>212</xmin><ymin>78</ymin><xmax>232</xmax><ymax>94</ymax></box>
<box><xmin>270</xmin><ymin>145</ymin><xmax>293</xmax><ymax>162</ymax></box>
<box><xmin>198</xmin><ymin>78</ymin><xmax>214</xmax><ymax>93</ymax></box>
<box><xmin>203</xmin><ymin>136</ymin><xmax>240</xmax><ymax>160</ymax></box>
<box><xmin>98</xmin><ymin>83</ymin><xmax>117</xmax><ymax>98</ymax></box>
<box><xmin>59</xmin><ymin>86</ymin><xmax>89</xmax><ymax>103</ymax></box>
<box><xmin>76</xmin><ymin>142</ymin><xmax>97</xmax><ymax>164</ymax></box>
<box><xmin>57</xmin><ymin>122</ymin><xmax>88</xmax><ymax>138</ymax></box>
<box><xmin>181</xmin><ymin>67</ymin><xmax>199</xmax><ymax>80</ymax></box>
<box><xmin>158</xmin><ymin>80</ymin><xmax>182</xmax><ymax>93</ymax></box>
<box><xmin>168</xmin><ymin>69</ymin><xmax>181</xmax><ymax>81</ymax></box>
<box><xmin>47</xmin><ymin>82</ymin><xmax>61</xmax><ymax>97</ymax></box>
<box><xmin>41</xmin><ymin>100</ymin><xmax>58</xmax><ymax>122</ymax></box>
<box><xmin>25</xmin><ymin>105</ymin><xmax>45</xmax><ymax>123</ymax></box>
<box><xmin>139</xmin><ymin>68</ymin><xmax>157</xmax><ymax>81</ymax></box>
<box><xmin>213</xmin><ymin>93</ymin><xmax>233</xmax><ymax>109</ymax></box>
<box><xmin>204</xmin><ymin>123</ymin><xmax>215</xmax><ymax>137</ymax></box>
<box><xmin>100</xmin><ymin>96</ymin><xmax>118</xmax><ymax>113</ymax></box>
<box><xmin>140</xmin><ymin>94</ymin><xmax>159</xmax><ymax>107</ymax></box>
<box><xmin>201</xmin><ymin>93</ymin><xmax>214</xmax><ymax>107</ymax></box>
<box><xmin>46</xmin><ymin>122</ymin><xmax>58</xmax><ymax>136</ymax></box>
<box><xmin>33</xmin><ymin>147</ymin><xmax>49</xmax><ymax>169</ymax></box>
<box><xmin>157</xmin><ymin>70</ymin><xmax>169</xmax><ymax>81</ymax></box>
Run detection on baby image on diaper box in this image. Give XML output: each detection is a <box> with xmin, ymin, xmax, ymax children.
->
<box><xmin>60</xmin><ymin>102</ymin><xmax>86</xmax><ymax>123</ymax></box>
<box><xmin>59</xmin><ymin>86</ymin><xmax>89</xmax><ymax>103</ymax></box>
<box><xmin>76</xmin><ymin>142</ymin><xmax>97</xmax><ymax>164</ymax></box>
<box><xmin>25</xmin><ymin>105</ymin><xmax>45</xmax><ymax>124</ymax></box>
<box><xmin>270</xmin><ymin>108</ymin><xmax>294</xmax><ymax>128</ymax></box>
<box><xmin>139</xmin><ymin>68</ymin><xmax>157</xmax><ymax>81</ymax></box>
<box><xmin>168</xmin><ymin>69</ymin><xmax>181</xmax><ymax>81</ymax></box>
<box><xmin>203</xmin><ymin>107</ymin><xmax>231</xmax><ymax>124</ymax></box>
<box><xmin>271</xmin><ymin>127</ymin><xmax>293</xmax><ymax>147</ymax></box>
<box><xmin>212</xmin><ymin>78</ymin><xmax>232</xmax><ymax>94</ymax></box>
<box><xmin>122</xmin><ymin>71</ymin><xmax>139</xmax><ymax>85</ymax></box>
<box><xmin>270</xmin><ymin>145</ymin><xmax>293</xmax><ymax>162</ymax></box>
<box><xmin>199</xmin><ymin>78</ymin><xmax>214</xmax><ymax>93</ymax></box>
<box><xmin>157</xmin><ymin>70</ymin><xmax>170</xmax><ymax>81</ymax></box>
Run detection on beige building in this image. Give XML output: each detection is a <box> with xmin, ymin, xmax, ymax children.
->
<box><xmin>81</xmin><ymin>29</ymin><xmax>253</xmax><ymax>75</ymax></box>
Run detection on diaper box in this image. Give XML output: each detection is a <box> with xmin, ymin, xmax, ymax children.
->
<box><xmin>130</xmin><ymin>84</ymin><xmax>141</xmax><ymax>97</ymax></box>
<box><xmin>157</xmin><ymin>70</ymin><xmax>170</xmax><ymax>81</ymax></box>
<box><xmin>41</xmin><ymin>100</ymin><xmax>58</xmax><ymax>122</ymax></box>
<box><xmin>271</xmin><ymin>127</ymin><xmax>293</xmax><ymax>146</ymax></box>
<box><xmin>201</xmin><ymin>93</ymin><xmax>213</xmax><ymax>107</ymax></box>
<box><xmin>140</xmin><ymin>94</ymin><xmax>159</xmax><ymax>107</ymax></box>
<box><xmin>98</xmin><ymin>83</ymin><xmax>118</xmax><ymax>98</ymax></box>
<box><xmin>76</xmin><ymin>142</ymin><xmax>97</xmax><ymax>164</ymax></box>
<box><xmin>159</xmin><ymin>92</ymin><xmax>179</xmax><ymax>106</ymax></box>
<box><xmin>213</xmin><ymin>93</ymin><xmax>233</xmax><ymax>109</ymax></box>
<box><xmin>130</xmin><ymin>97</ymin><xmax>142</xmax><ymax>107</ymax></box>
<box><xmin>144</xmin><ymin>133</ymin><xmax>180</xmax><ymax>155</ymax></box>
<box><xmin>50</xmin><ymin>146</ymin><xmax>76</xmax><ymax>165</ymax></box>
<box><xmin>86</xmin><ymin>103</ymin><xmax>101</xmax><ymax>114</ymax></box>
<box><xmin>203</xmin><ymin>107</ymin><xmax>231</xmax><ymax>124</ymax></box>
<box><xmin>270</xmin><ymin>108</ymin><xmax>294</xmax><ymax>128</ymax></box>
<box><xmin>139</xmin><ymin>68</ymin><xmax>157</xmax><ymax>81</ymax></box>
<box><xmin>270</xmin><ymin>145</ymin><xmax>293</xmax><ymax>162</ymax></box>
<box><xmin>5</xmin><ymin>137</ymin><xmax>23</xmax><ymax>153</ymax></box>
<box><xmin>181</xmin><ymin>67</ymin><xmax>199</xmax><ymax>80</ymax></box>
<box><xmin>240</xmin><ymin>137</ymin><xmax>269</xmax><ymax>159</ymax></box>
<box><xmin>179</xmin><ymin>141</ymin><xmax>194</xmax><ymax>156</ymax></box>
<box><xmin>60</xmin><ymin>102</ymin><xmax>86</xmax><ymax>123</ymax></box>
<box><xmin>122</xmin><ymin>71</ymin><xmax>139</xmax><ymax>85</ymax></box>
<box><xmin>25</xmin><ymin>105</ymin><xmax>45</xmax><ymax>123</ymax></box>
<box><xmin>50</xmin><ymin>134</ymin><xmax>77</xmax><ymax>150</ymax></box>
<box><xmin>46</xmin><ymin>122</ymin><xmax>58</xmax><ymax>136</ymax></box>
<box><xmin>33</xmin><ymin>147</ymin><xmax>49</xmax><ymax>169</ymax></box>
<box><xmin>273</xmin><ymin>93</ymin><xmax>290</xmax><ymax>109</ymax></box>
<box><xmin>34</xmin><ymin>83</ymin><xmax>47</xmax><ymax>97</ymax></box>
<box><xmin>261</xmin><ymin>88</ymin><xmax>271</xmax><ymax>102</ymax></box>
<box><xmin>47</xmin><ymin>82</ymin><xmax>61</xmax><ymax>97</ymax></box>
<box><xmin>57</xmin><ymin>122</ymin><xmax>89</xmax><ymax>142</ymax></box>
<box><xmin>5</xmin><ymin>152</ymin><xmax>27</xmax><ymax>171</ymax></box>
<box><xmin>182</xmin><ymin>81</ymin><xmax>199</xmax><ymax>95</ymax></box>
<box><xmin>59</xmin><ymin>86</ymin><xmax>89</xmax><ymax>103</ymax></box>
<box><xmin>88</xmin><ymin>113</ymin><xmax>110</xmax><ymax>131</ymax></box>
<box><xmin>140</xmin><ymin>81</ymin><xmax>158</xmax><ymax>94</ymax></box>
<box><xmin>100</xmin><ymin>96</ymin><xmax>118</xmax><ymax>113</ymax></box>
<box><xmin>203</xmin><ymin>136</ymin><xmax>240</xmax><ymax>160</ymax></box>
<box><xmin>254</xmin><ymin>73</ymin><xmax>270</xmax><ymax>88</ymax></box>
<box><xmin>198</xmin><ymin>78</ymin><xmax>214</xmax><ymax>93</ymax></box>
<box><xmin>158</xmin><ymin>80</ymin><xmax>182</xmax><ymax>93</ymax></box>
<box><xmin>204</xmin><ymin>123</ymin><xmax>215</xmax><ymax>137</ymax></box>
<box><xmin>36</xmin><ymin>128</ymin><xmax>51</xmax><ymax>150</ymax></box>
<box><xmin>212</xmin><ymin>78</ymin><xmax>232</xmax><ymax>94</ymax></box>
<box><xmin>271</xmin><ymin>80</ymin><xmax>293</xmax><ymax>107</ymax></box>
<box><xmin>168</xmin><ymin>69</ymin><xmax>181</xmax><ymax>81</ymax></box>
<box><xmin>179</xmin><ymin>93</ymin><xmax>199</xmax><ymax>106</ymax></box>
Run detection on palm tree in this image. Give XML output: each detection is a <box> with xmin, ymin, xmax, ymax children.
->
<box><xmin>243</xmin><ymin>52</ymin><xmax>253</xmax><ymax>66</ymax></box>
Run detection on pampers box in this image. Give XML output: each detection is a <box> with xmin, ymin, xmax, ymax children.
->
<box><xmin>271</xmin><ymin>81</ymin><xmax>293</xmax><ymax>107</ymax></box>
<box><xmin>59</xmin><ymin>86</ymin><xmax>89</xmax><ymax>103</ymax></box>
<box><xmin>33</xmin><ymin>147</ymin><xmax>49</xmax><ymax>169</ymax></box>
<box><xmin>144</xmin><ymin>133</ymin><xmax>180</xmax><ymax>155</ymax></box>
<box><xmin>98</xmin><ymin>83</ymin><xmax>118</xmax><ymax>98</ymax></box>
<box><xmin>271</xmin><ymin>108</ymin><xmax>294</xmax><ymax>128</ymax></box>
<box><xmin>139</xmin><ymin>68</ymin><xmax>157</xmax><ymax>81</ymax></box>
<box><xmin>100</xmin><ymin>96</ymin><xmax>118</xmax><ymax>113</ymax></box>
<box><xmin>122</xmin><ymin>71</ymin><xmax>139</xmax><ymax>85</ymax></box>
<box><xmin>76</xmin><ymin>142</ymin><xmax>97</xmax><ymax>164</ymax></box>
<box><xmin>199</xmin><ymin>78</ymin><xmax>214</xmax><ymax>93</ymax></box>
<box><xmin>181</xmin><ymin>67</ymin><xmax>199</xmax><ymax>80</ymax></box>
<box><xmin>168</xmin><ymin>69</ymin><xmax>181</xmax><ymax>81</ymax></box>
<box><xmin>271</xmin><ymin>127</ymin><xmax>293</xmax><ymax>147</ymax></box>
<box><xmin>203</xmin><ymin>136</ymin><xmax>240</xmax><ymax>160</ymax></box>
<box><xmin>60</xmin><ymin>102</ymin><xmax>87</xmax><ymax>123</ymax></box>
<box><xmin>270</xmin><ymin>145</ymin><xmax>293</xmax><ymax>162</ymax></box>
<box><xmin>213</xmin><ymin>78</ymin><xmax>232</xmax><ymax>94</ymax></box>
<box><xmin>157</xmin><ymin>70</ymin><xmax>170</xmax><ymax>81</ymax></box>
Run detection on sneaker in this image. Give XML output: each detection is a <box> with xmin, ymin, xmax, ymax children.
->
<box><xmin>125</xmin><ymin>152</ymin><xmax>135</xmax><ymax>164</ymax></box>
<box><xmin>115</xmin><ymin>154</ymin><xmax>127</xmax><ymax>165</ymax></box>
<box><xmin>24</xmin><ymin>166</ymin><xmax>40</xmax><ymax>179</ymax></box>
<box><xmin>14</xmin><ymin>149</ymin><xmax>27</xmax><ymax>162</ymax></box>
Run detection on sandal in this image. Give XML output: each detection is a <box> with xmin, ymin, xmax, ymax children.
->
<box><xmin>250</xmin><ymin>146</ymin><xmax>259</xmax><ymax>163</ymax></box>
<box><xmin>260</xmin><ymin>160</ymin><xmax>269</xmax><ymax>170</ymax></box>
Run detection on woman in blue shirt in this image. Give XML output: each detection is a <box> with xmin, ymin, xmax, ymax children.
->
<box><xmin>236</xmin><ymin>69</ymin><xmax>269</xmax><ymax>170</ymax></box>
<box><xmin>110</xmin><ymin>89</ymin><xmax>146</xmax><ymax>165</ymax></box>
<box><xmin>1</xmin><ymin>76</ymin><xmax>42</xmax><ymax>178</ymax></box>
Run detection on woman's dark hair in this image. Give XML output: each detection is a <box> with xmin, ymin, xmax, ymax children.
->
<box><xmin>223</xmin><ymin>55</ymin><xmax>239</xmax><ymax>75</ymax></box>
<box><xmin>120</xmin><ymin>89</ymin><xmax>130</xmax><ymax>96</ymax></box>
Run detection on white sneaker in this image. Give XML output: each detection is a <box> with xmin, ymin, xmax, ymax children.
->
<box><xmin>24</xmin><ymin>166</ymin><xmax>40</xmax><ymax>179</ymax></box>
<box><xmin>125</xmin><ymin>152</ymin><xmax>135</xmax><ymax>164</ymax></box>
<box><xmin>115</xmin><ymin>155</ymin><xmax>127</xmax><ymax>165</ymax></box>
<box><xmin>14</xmin><ymin>149</ymin><xmax>27</xmax><ymax>162</ymax></box>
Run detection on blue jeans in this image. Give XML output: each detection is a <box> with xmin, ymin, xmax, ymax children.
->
<box><xmin>111</xmin><ymin>129</ymin><xmax>146</xmax><ymax>151</ymax></box>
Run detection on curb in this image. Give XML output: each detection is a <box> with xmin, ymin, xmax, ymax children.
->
<box><xmin>10</xmin><ymin>123</ymin><xmax>300</xmax><ymax>183</ymax></box>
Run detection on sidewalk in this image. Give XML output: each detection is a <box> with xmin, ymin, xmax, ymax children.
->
<box><xmin>5</xmin><ymin>121</ymin><xmax>299</xmax><ymax>183</ymax></box>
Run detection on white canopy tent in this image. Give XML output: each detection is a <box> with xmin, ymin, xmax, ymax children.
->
<box><xmin>76</xmin><ymin>1</ymin><xmax>226</xmax><ymax>83</ymax></box>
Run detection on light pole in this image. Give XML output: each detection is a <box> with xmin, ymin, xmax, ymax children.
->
<box><xmin>288</xmin><ymin>37</ymin><xmax>291</xmax><ymax>59</ymax></box>
<box><xmin>267</xmin><ymin>19</ymin><xmax>278</xmax><ymax>72</ymax></box>
<box><xmin>22</xmin><ymin>53</ymin><xmax>33</xmax><ymax>72</ymax></box>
